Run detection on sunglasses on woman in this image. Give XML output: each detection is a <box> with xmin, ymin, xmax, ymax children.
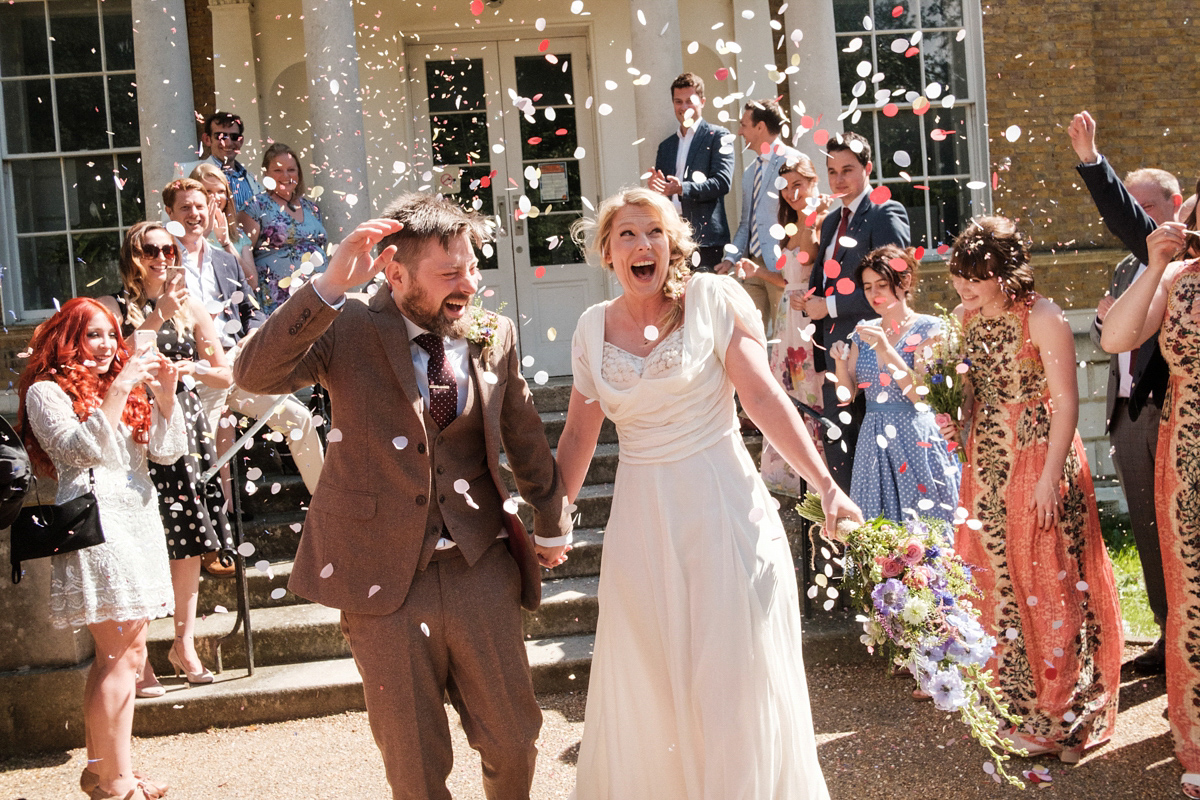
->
<box><xmin>138</xmin><ymin>243</ymin><xmax>178</xmax><ymax>260</ymax></box>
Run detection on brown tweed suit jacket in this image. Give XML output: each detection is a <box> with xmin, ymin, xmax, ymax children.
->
<box><xmin>233</xmin><ymin>282</ymin><xmax>570</xmax><ymax>613</ymax></box>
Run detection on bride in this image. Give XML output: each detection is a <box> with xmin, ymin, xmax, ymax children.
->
<box><xmin>559</xmin><ymin>187</ymin><xmax>862</xmax><ymax>798</ymax></box>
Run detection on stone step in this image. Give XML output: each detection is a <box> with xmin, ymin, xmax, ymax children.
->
<box><xmin>526</xmin><ymin>377</ymin><xmax>572</xmax><ymax>413</ymax></box>
<box><xmin>198</xmin><ymin>560</ymin><xmax>301</xmax><ymax>615</ymax></box>
<box><xmin>242</xmin><ymin>473</ymin><xmax>309</xmax><ymax>516</ymax></box>
<box><xmin>151</xmin><ymin>574</ymin><xmax>603</xmax><ymax>672</ymax></box>
<box><xmin>130</xmin><ymin>633</ymin><xmax>596</xmax><ymax>740</ymax></box>
<box><xmin>519</xmin><ymin>482</ymin><xmax>613</xmax><ymax>531</ymax></box>
<box><xmin>239</xmin><ymin>512</ymin><xmax>309</xmax><ymax>562</ymax></box>
<box><xmin>541</xmin><ymin>527</ymin><xmax>604</xmax><ymax>579</ymax></box>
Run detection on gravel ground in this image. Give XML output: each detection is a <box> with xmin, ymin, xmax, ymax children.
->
<box><xmin>0</xmin><ymin>646</ymin><xmax>1177</xmax><ymax>799</ymax></box>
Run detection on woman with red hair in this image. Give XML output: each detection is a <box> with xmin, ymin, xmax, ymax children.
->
<box><xmin>19</xmin><ymin>297</ymin><xmax>185</xmax><ymax>800</ymax></box>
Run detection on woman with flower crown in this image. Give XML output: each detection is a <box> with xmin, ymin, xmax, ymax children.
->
<box><xmin>940</xmin><ymin>216</ymin><xmax>1122</xmax><ymax>764</ymax></box>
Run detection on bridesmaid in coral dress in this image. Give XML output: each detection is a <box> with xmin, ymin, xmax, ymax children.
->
<box><xmin>942</xmin><ymin>216</ymin><xmax>1122</xmax><ymax>764</ymax></box>
<box><xmin>1102</xmin><ymin>218</ymin><xmax>1200</xmax><ymax>798</ymax></box>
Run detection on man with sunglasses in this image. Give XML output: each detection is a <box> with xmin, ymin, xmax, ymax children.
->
<box><xmin>177</xmin><ymin>112</ymin><xmax>263</xmax><ymax>213</ymax></box>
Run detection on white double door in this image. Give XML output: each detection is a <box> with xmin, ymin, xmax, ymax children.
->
<box><xmin>409</xmin><ymin>36</ymin><xmax>605</xmax><ymax>377</ymax></box>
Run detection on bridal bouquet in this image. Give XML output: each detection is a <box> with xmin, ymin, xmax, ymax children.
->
<box><xmin>917</xmin><ymin>307</ymin><xmax>967</xmax><ymax>462</ymax></box>
<box><xmin>797</xmin><ymin>496</ymin><xmax>1026</xmax><ymax>787</ymax></box>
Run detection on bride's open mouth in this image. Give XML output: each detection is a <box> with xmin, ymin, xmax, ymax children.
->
<box><xmin>630</xmin><ymin>259</ymin><xmax>656</xmax><ymax>280</ymax></box>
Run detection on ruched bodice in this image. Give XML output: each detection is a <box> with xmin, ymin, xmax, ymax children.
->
<box><xmin>573</xmin><ymin>274</ymin><xmax>759</xmax><ymax>465</ymax></box>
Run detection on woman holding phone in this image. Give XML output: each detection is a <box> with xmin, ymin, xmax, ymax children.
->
<box><xmin>99</xmin><ymin>221</ymin><xmax>234</xmax><ymax>692</ymax></box>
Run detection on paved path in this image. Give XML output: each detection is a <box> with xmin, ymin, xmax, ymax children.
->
<box><xmin>0</xmin><ymin>647</ymin><xmax>1177</xmax><ymax>799</ymax></box>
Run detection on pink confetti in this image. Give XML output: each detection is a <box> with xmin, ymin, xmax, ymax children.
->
<box><xmin>538</xmin><ymin>39</ymin><xmax>550</xmax><ymax>52</ymax></box>
<box><xmin>882</xmin><ymin>103</ymin><xmax>899</xmax><ymax>117</ymax></box>
<box><xmin>812</xmin><ymin>129</ymin><xmax>830</xmax><ymax>147</ymax></box>
<box><xmin>368</xmin><ymin>585</ymin><xmax>381</xmax><ymax>597</ymax></box>
<box><xmin>535</xmin><ymin>266</ymin><xmax>546</xmax><ymax>279</ymax></box>
<box><xmin>714</xmin><ymin>67</ymin><xmax>730</xmax><ymax>81</ymax></box>
<box><xmin>870</xmin><ymin>185</ymin><xmax>892</xmax><ymax>204</ymax></box>
<box><xmin>320</xmin><ymin>563</ymin><xmax>334</xmax><ymax>579</ymax></box>
<box><xmin>835</xmin><ymin>277</ymin><xmax>856</xmax><ymax>295</ymax></box>
<box><xmin>470</xmin><ymin>0</ymin><xmax>483</xmax><ymax>15</ymax></box>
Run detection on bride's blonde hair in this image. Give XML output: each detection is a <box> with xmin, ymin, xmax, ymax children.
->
<box><xmin>571</xmin><ymin>187</ymin><xmax>696</xmax><ymax>336</ymax></box>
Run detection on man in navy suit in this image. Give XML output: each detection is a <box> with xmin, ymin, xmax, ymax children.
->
<box><xmin>649</xmin><ymin>73</ymin><xmax>734</xmax><ymax>272</ymax></box>
<box><xmin>716</xmin><ymin>98</ymin><xmax>799</xmax><ymax>333</ymax></box>
<box><xmin>807</xmin><ymin>131</ymin><xmax>910</xmax><ymax>491</ymax></box>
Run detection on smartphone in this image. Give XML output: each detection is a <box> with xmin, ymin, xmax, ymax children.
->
<box><xmin>133</xmin><ymin>329</ymin><xmax>157</xmax><ymax>358</ymax></box>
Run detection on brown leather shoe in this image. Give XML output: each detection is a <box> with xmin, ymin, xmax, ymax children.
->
<box><xmin>1131</xmin><ymin>638</ymin><xmax>1166</xmax><ymax>675</ymax></box>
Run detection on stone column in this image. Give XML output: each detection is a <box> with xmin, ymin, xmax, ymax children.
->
<box><xmin>132</xmin><ymin>0</ymin><xmax>198</xmax><ymax>213</ymax></box>
<box><xmin>302</xmin><ymin>0</ymin><xmax>370</xmax><ymax>237</ymax></box>
<box><xmin>629</xmin><ymin>0</ymin><xmax>684</xmax><ymax>174</ymax></box>
<box><xmin>784</xmin><ymin>0</ymin><xmax>844</xmax><ymax>171</ymax></box>
<box><xmin>731</xmin><ymin>0</ymin><xmax>775</xmax><ymax>103</ymax></box>
<box><xmin>209</xmin><ymin>0</ymin><xmax>263</xmax><ymax>168</ymax></box>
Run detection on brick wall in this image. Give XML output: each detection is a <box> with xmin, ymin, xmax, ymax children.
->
<box><xmin>185</xmin><ymin>0</ymin><xmax>216</xmax><ymax>133</ymax></box>
<box><xmin>982</xmin><ymin>0</ymin><xmax>1200</xmax><ymax>262</ymax></box>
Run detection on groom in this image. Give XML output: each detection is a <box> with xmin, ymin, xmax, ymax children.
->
<box><xmin>234</xmin><ymin>193</ymin><xmax>573</xmax><ymax>799</ymax></box>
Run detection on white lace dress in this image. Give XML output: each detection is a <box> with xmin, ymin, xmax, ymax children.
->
<box><xmin>571</xmin><ymin>273</ymin><xmax>829</xmax><ymax>800</ymax></box>
<box><xmin>24</xmin><ymin>381</ymin><xmax>186</xmax><ymax>628</ymax></box>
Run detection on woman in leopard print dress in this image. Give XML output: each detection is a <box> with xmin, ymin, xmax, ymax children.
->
<box><xmin>1104</xmin><ymin>219</ymin><xmax>1200</xmax><ymax>797</ymax></box>
<box><xmin>943</xmin><ymin>217</ymin><xmax>1122</xmax><ymax>763</ymax></box>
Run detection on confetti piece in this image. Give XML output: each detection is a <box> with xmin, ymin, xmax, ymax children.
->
<box><xmin>320</xmin><ymin>563</ymin><xmax>334</xmax><ymax>579</ymax></box>
<box><xmin>1076</xmin><ymin>580</ymin><xmax>1089</xmax><ymax>592</ymax></box>
<box><xmin>882</xmin><ymin>103</ymin><xmax>898</xmax><ymax>117</ymax></box>
<box><xmin>454</xmin><ymin>479</ymin><xmax>471</xmax><ymax>494</ymax></box>
<box><xmin>644</xmin><ymin>325</ymin><xmax>660</xmax><ymax>341</ymax></box>
<box><xmin>255</xmin><ymin>560</ymin><xmax>270</xmax><ymax>573</ymax></box>
<box><xmin>470</xmin><ymin>0</ymin><xmax>483</xmax><ymax>15</ymax></box>
<box><xmin>547</xmin><ymin>327</ymin><xmax>558</xmax><ymax>341</ymax></box>
<box><xmin>748</xmin><ymin>507</ymin><xmax>764</xmax><ymax>522</ymax></box>
<box><xmin>270</xmin><ymin>588</ymin><xmax>286</xmax><ymax>600</ymax></box>
<box><xmin>869</xmin><ymin>185</ymin><xmax>891</xmax><ymax>204</ymax></box>
<box><xmin>213</xmin><ymin>605</ymin><xmax>228</xmax><ymax>614</ymax></box>
<box><xmin>368</xmin><ymin>585</ymin><xmax>381</xmax><ymax>597</ymax></box>
<box><xmin>534</xmin><ymin>266</ymin><xmax>546</xmax><ymax>279</ymax></box>
<box><xmin>392</xmin><ymin>436</ymin><xmax>408</xmax><ymax>450</ymax></box>
<box><xmin>327</xmin><ymin>428</ymin><xmax>343</xmax><ymax>443</ymax></box>
<box><xmin>420</xmin><ymin>622</ymin><xmax>430</xmax><ymax>636</ymax></box>
<box><xmin>715</xmin><ymin>67</ymin><xmax>730</xmax><ymax>81</ymax></box>
<box><xmin>534</xmin><ymin>370</ymin><xmax>549</xmax><ymax>385</ymax></box>
<box><xmin>246</xmin><ymin>467</ymin><xmax>263</xmax><ymax>480</ymax></box>
<box><xmin>165</xmin><ymin>221</ymin><xmax>186</xmax><ymax>237</ymax></box>
<box><xmin>238</xmin><ymin>542</ymin><xmax>256</xmax><ymax>557</ymax></box>
<box><xmin>1004</xmin><ymin>124</ymin><xmax>1021</xmax><ymax>142</ymax></box>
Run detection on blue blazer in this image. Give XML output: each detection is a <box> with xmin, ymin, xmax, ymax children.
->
<box><xmin>727</xmin><ymin>142</ymin><xmax>800</xmax><ymax>265</ymax></box>
<box><xmin>653</xmin><ymin>118</ymin><xmax>734</xmax><ymax>248</ymax></box>
<box><xmin>808</xmin><ymin>195</ymin><xmax>910</xmax><ymax>351</ymax></box>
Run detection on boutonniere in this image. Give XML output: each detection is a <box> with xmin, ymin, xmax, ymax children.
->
<box><xmin>466</xmin><ymin>296</ymin><xmax>506</xmax><ymax>364</ymax></box>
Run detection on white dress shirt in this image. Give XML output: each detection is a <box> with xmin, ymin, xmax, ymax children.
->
<box><xmin>176</xmin><ymin>236</ymin><xmax>237</xmax><ymax>347</ymax></box>
<box><xmin>821</xmin><ymin>187</ymin><xmax>872</xmax><ymax>318</ymax></box>
<box><xmin>671</xmin><ymin>125</ymin><xmax>697</xmax><ymax>214</ymax></box>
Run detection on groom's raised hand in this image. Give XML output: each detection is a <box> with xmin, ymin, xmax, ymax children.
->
<box><xmin>313</xmin><ymin>218</ymin><xmax>404</xmax><ymax>304</ymax></box>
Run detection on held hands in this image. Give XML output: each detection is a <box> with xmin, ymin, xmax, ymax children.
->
<box><xmin>734</xmin><ymin>258</ymin><xmax>761</xmax><ymax>280</ymax></box>
<box><xmin>714</xmin><ymin>259</ymin><xmax>735</xmax><ymax>275</ymax></box>
<box><xmin>535</xmin><ymin>542</ymin><xmax>571</xmax><ymax>569</ymax></box>
<box><xmin>1030</xmin><ymin>476</ymin><xmax>1063</xmax><ymax>531</ymax></box>
<box><xmin>312</xmin><ymin>218</ymin><xmax>405</xmax><ymax>302</ymax></box>
<box><xmin>1067</xmin><ymin>111</ymin><xmax>1100</xmax><ymax>165</ymax></box>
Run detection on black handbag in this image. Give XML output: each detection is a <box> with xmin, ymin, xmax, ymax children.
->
<box><xmin>10</xmin><ymin>469</ymin><xmax>105</xmax><ymax>584</ymax></box>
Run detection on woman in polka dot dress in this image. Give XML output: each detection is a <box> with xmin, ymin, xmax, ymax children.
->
<box><xmin>100</xmin><ymin>221</ymin><xmax>235</xmax><ymax>688</ymax></box>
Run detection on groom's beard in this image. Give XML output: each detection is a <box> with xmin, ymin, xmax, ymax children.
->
<box><xmin>400</xmin><ymin>283</ymin><xmax>473</xmax><ymax>340</ymax></box>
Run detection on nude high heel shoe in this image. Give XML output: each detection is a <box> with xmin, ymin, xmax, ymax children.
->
<box><xmin>167</xmin><ymin>642</ymin><xmax>214</xmax><ymax>685</ymax></box>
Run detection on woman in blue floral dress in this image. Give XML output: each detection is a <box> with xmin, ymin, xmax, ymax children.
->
<box><xmin>829</xmin><ymin>245</ymin><xmax>961</xmax><ymax>523</ymax></box>
<box><xmin>242</xmin><ymin>143</ymin><xmax>328</xmax><ymax>313</ymax></box>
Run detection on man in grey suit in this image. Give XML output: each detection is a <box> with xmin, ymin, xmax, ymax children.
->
<box><xmin>1070</xmin><ymin>111</ymin><xmax>1180</xmax><ymax>674</ymax></box>
<box><xmin>806</xmin><ymin>132</ymin><xmax>910</xmax><ymax>491</ymax></box>
<box><xmin>715</xmin><ymin>98</ymin><xmax>799</xmax><ymax>334</ymax></box>
<box><xmin>649</xmin><ymin>73</ymin><xmax>734</xmax><ymax>272</ymax></box>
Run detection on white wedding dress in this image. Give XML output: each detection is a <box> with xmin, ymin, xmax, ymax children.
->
<box><xmin>570</xmin><ymin>273</ymin><xmax>829</xmax><ymax>800</ymax></box>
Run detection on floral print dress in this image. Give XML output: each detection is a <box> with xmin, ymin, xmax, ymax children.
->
<box><xmin>1156</xmin><ymin>259</ymin><xmax>1200</xmax><ymax>773</ymax></box>
<box><xmin>245</xmin><ymin>192</ymin><xmax>328</xmax><ymax>313</ymax></box>
<box><xmin>760</xmin><ymin>246</ymin><xmax>824</xmax><ymax>495</ymax></box>
<box><xmin>955</xmin><ymin>295</ymin><xmax>1122</xmax><ymax>752</ymax></box>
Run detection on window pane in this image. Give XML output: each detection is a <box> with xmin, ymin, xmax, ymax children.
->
<box><xmin>11</xmin><ymin>158</ymin><xmax>65</xmax><ymax>233</ymax></box>
<box><xmin>0</xmin><ymin>2</ymin><xmax>50</xmax><ymax>77</ymax></box>
<box><xmin>437</xmin><ymin>164</ymin><xmax>498</xmax><ymax>271</ymax></box>
<box><xmin>526</xmin><ymin>213</ymin><xmax>582</xmax><ymax>267</ymax></box>
<box><xmin>884</xmin><ymin>182</ymin><xmax>928</xmax><ymax>248</ymax></box>
<box><xmin>876</xmin><ymin>38</ymin><xmax>922</xmax><ymax>94</ymax></box>
<box><xmin>836</xmin><ymin>37</ymin><xmax>872</xmax><ymax>104</ymax></box>
<box><xmin>65</xmin><ymin>155</ymin><xmax>118</xmax><ymax>228</ymax></box>
<box><xmin>48</xmin><ymin>0</ymin><xmax>102</xmax><ymax>74</ymax></box>
<box><xmin>4</xmin><ymin>78</ymin><xmax>56</xmax><ymax>153</ymax></box>
<box><xmin>107</xmin><ymin>74</ymin><xmax>138</xmax><ymax>147</ymax></box>
<box><xmin>73</xmin><ymin>230</ymin><xmax>121</xmax><ymax>297</ymax></box>
<box><xmin>116</xmin><ymin>152</ymin><xmax>143</xmax><ymax>222</ymax></box>
<box><xmin>923</xmin><ymin>32</ymin><xmax>969</xmax><ymax>98</ymax></box>
<box><xmin>101</xmin><ymin>0</ymin><xmax>134</xmax><ymax>71</ymax></box>
<box><xmin>877</xmin><ymin>112</ymin><xmax>921</xmax><ymax>179</ymax></box>
<box><xmin>927</xmin><ymin>106</ymin><xmax>969</xmax><ymax>176</ymax></box>
<box><xmin>922</xmin><ymin>0</ymin><xmax>964</xmax><ymax>28</ymax></box>
<box><xmin>519</xmin><ymin>107</ymin><xmax>578</xmax><ymax>160</ymax></box>
<box><xmin>430</xmin><ymin>112</ymin><xmax>489</xmax><ymax>166</ymax></box>
<box><xmin>425</xmin><ymin>58</ymin><xmax>485</xmax><ymax>113</ymax></box>
<box><xmin>833</xmin><ymin>0</ymin><xmax>871</xmax><ymax>31</ymax></box>
<box><xmin>514</xmin><ymin>55</ymin><xmax>572</xmax><ymax>106</ymax></box>
<box><xmin>19</xmin><ymin>234</ymin><xmax>71</xmax><ymax>310</ymax></box>
<box><xmin>927</xmin><ymin>179</ymin><xmax>970</xmax><ymax>246</ymax></box>
<box><xmin>56</xmin><ymin>75</ymin><xmax>108</xmax><ymax>151</ymax></box>
<box><xmin>874</xmin><ymin>0</ymin><xmax>920</xmax><ymax>30</ymax></box>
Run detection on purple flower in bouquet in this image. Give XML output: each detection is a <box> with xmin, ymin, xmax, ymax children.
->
<box><xmin>928</xmin><ymin>668</ymin><xmax>968</xmax><ymax>711</ymax></box>
<box><xmin>872</xmin><ymin>578</ymin><xmax>908</xmax><ymax>617</ymax></box>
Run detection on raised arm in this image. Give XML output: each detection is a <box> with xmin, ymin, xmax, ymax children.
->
<box><xmin>1069</xmin><ymin>110</ymin><xmax>1155</xmax><ymax>263</ymax></box>
<box><xmin>1102</xmin><ymin>222</ymin><xmax>1184</xmax><ymax>352</ymax></box>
